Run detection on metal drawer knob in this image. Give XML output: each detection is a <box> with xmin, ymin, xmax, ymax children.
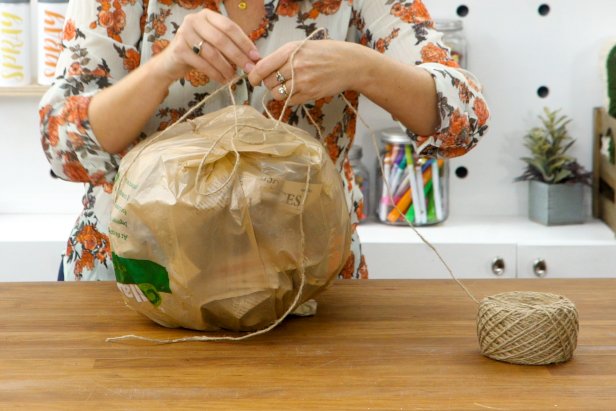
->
<box><xmin>533</xmin><ymin>258</ymin><xmax>547</xmax><ymax>277</ymax></box>
<box><xmin>491</xmin><ymin>257</ymin><xmax>505</xmax><ymax>276</ymax></box>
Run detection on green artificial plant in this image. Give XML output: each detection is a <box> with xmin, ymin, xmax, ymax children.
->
<box><xmin>516</xmin><ymin>107</ymin><xmax>592</xmax><ymax>185</ymax></box>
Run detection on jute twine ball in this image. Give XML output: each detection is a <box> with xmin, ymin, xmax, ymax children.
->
<box><xmin>476</xmin><ymin>291</ymin><xmax>579</xmax><ymax>365</ymax></box>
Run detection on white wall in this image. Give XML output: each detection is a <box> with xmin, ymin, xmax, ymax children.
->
<box><xmin>358</xmin><ymin>0</ymin><xmax>612</xmax><ymax>218</ymax></box>
<box><xmin>0</xmin><ymin>96</ymin><xmax>84</xmax><ymax>214</ymax></box>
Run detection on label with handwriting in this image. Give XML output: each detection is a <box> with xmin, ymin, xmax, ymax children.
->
<box><xmin>37</xmin><ymin>2</ymin><xmax>68</xmax><ymax>85</ymax></box>
<box><xmin>0</xmin><ymin>4</ymin><xmax>31</xmax><ymax>86</ymax></box>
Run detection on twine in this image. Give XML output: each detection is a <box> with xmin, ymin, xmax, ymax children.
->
<box><xmin>477</xmin><ymin>292</ymin><xmax>578</xmax><ymax>365</ymax></box>
<box><xmin>108</xmin><ymin>28</ymin><xmax>579</xmax><ymax>365</ymax></box>
<box><xmin>341</xmin><ymin>71</ymin><xmax>579</xmax><ymax>366</ymax></box>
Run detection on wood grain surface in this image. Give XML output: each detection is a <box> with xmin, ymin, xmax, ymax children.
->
<box><xmin>0</xmin><ymin>279</ymin><xmax>614</xmax><ymax>410</ymax></box>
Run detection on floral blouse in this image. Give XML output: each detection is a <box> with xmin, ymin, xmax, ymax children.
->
<box><xmin>39</xmin><ymin>0</ymin><xmax>490</xmax><ymax>282</ymax></box>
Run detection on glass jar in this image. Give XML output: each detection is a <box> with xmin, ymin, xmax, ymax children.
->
<box><xmin>0</xmin><ymin>0</ymin><xmax>31</xmax><ymax>87</ymax></box>
<box><xmin>434</xmin><ymin>19</ymin><xmax>467</xmax><ymax>69</ymax></box>
<box><xmin>37</xmin><ymin>0</ymin><xmax>69</xmax><ymax>85</ymax></box>
<box><xmin>348</xmin><ymin>145</ymin><xmax>370</xmax><ymax>223</ymax></box>
<box><xmin>376</xmin><ymin>128</ymin><xmax>449</xmax><ymax>226</ymax></box>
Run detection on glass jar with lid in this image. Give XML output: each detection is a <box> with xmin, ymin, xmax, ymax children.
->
<box><xmin>348</xmin><ymin>145</ymin><xmax>370</xmax><ymax>223</ymax></box>
<box><xmin>376</xmin><ymin>128</ymin><xmax>449</xmax><ymax>226</ymax></box>
<box><xmin>434</xmin><ymin>19</ymin><xmax>467</xmax><ymax>69</ymax></box>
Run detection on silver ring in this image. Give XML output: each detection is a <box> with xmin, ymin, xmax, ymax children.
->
<box><xmin>275</xmin><ymin>70</ymin><xmax>286</xmax><ymax>84</ymax></box>
<box><xmin>277</xmin><ymin>83</ymin><xmax>288</xmax><ymax>97</ymax></box>
<box><xmin>192</xmin><ymin>40</ymin><xmax>204</xmax><ymax>55</ymax></box>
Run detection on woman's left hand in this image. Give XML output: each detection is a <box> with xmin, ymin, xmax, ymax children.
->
<box><xmin>248</xmin><ymin>40</ymin><xmax>366</xmax><ymax>105</ymax></box>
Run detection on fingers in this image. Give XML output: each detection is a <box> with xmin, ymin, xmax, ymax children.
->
<box><xmin>192</xmin><ymin>20</ymin><xmax>253</xmax><ymax>77</ymax></box>
<box><xmin>202</xmin><ymin>11</ymin><xmax>261</xmax><ymax>69</ymax></box>
<box><xmin>187</xmin><ymin>33</ymin><xmax>235</xmax><ymax>81</ymax></box>
<box><xmin>170</xmin><ymin>10</ymin><xmax>260</xmax><ymax>84</ymax></box>
<box><xmin>248</xmin><ymin>43</ymin><xmax>294</xmax><ymax>86</ymax></box>
<box><xmin>262</xmin><ymin>68</ymin><xmax>290</xmax><ymax>90</ymax></box>
<box><xmin>183</xmin><ymin>46</ymin><xmax>226</xmax><ymax>84</ymax></box>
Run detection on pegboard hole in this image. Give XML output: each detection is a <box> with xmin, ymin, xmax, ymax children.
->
<box><xmin>538</xmin><ymin>4</ymin><xmax>550</xmax><ymax>16</ymax></box>
<box><xmin>537</xmin><ymin>86</ymin><xmax>550</xmax><ymax>98</ymax></box>
<box><xmin>456</xmin><ymin>5</ymin><xmax>469</xmax><ymax>17</ymax></box>
<box><xmin>455</xmin><ymin>166</ymin><xmax>469</xmax><ymax>179</ymax></box>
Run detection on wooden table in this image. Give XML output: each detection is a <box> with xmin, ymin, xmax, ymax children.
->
<box><xmin>1</xmin><ymin>279</ymin><xmax>615</xmax><ymax>410</ymax></box>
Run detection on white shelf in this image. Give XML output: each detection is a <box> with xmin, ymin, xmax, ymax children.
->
<box><xmin>1</xmin><ymin>214</ymin><xmax>615</xmax><ymax>281</ymax></box>
<box><xmin>0</xmin><ymin>214</ymin><xmax>74</xmax><ymax>282</ymax></box>
<box><xmin>357</xmin><ymin>216</ymin><xmax>616</xmax><ymax>279</ymax></box>
<box><xmin>7</xmin><ymin>214</ymin><xmax>613</xmax><ymax>246</ymax></box>
<box><xmin>0</xmin><ymin>214</ymin><xmax>75</xmax><ymax>242</ymax></box>
<box><xmin>357</xmin><ymin>216</ymin><xmax>616</xmax><ymax>246</ymax></box>
<box><xmin>0</xmin><ymin>85</ymin><xmax>49</xmax><ymax>97</ymax></box>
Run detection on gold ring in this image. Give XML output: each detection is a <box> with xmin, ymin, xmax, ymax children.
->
<box><xmin>275</xmin><ymin>70</ymin><xmax>286</xmax><ymax>84</ymax></box>
<box><xmin>277</xmin><ymin>83</ymin><xmax>288</xmax><ymax>97</ymax></box>
<box><xmin>192</xmin><ymin>40</ymin><xmax>204</xmax><ymax>55</ymax></box>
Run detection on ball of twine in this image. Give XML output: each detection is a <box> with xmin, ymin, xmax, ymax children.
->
<box><xmin>476</xmin><ymin>291</ymin><xmax>579</xmax><ymax>365</ymax></box>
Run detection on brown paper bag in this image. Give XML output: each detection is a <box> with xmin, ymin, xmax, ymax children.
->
<box><xmin>109</xmin><ymin>105</ymin><xmax>352</xmax><ymax>332</ymax></box>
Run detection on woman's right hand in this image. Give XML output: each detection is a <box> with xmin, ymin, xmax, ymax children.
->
<box><xmin>154</xmin><ymin>9</ymin><xmax>260</xmax><ymax>84</ymax></box>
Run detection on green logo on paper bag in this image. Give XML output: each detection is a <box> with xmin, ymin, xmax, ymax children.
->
<box><xmin>112</xmin><ymin>253</ymin><xmax>171</xmax><ymax>306</ymax></box>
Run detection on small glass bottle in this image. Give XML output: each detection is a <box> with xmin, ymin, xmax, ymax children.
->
<box><xmin>434</xmin><ymin>19</ymin><xmax>467</xmax><ymax>69</ymax></box>
<box><xmin>376</xmin><ymin>128</ymin><xmax>449</xmax><ymax>226</ymax></box>
<box><xmin>348</xmin><ymin>145</ymin><xmax>370</xmax><ymax>223</ymax></box>
<box><xmin>0</xmin><ymin>0</ymin><xmax>31</xmax><ymax>87</ymax></box>
<box><xmin>37</xmin><ymin>0</ymin><xmax>69</xmax><ymax>85</ymax></box>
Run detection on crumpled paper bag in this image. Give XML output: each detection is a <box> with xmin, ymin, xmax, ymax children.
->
<box><xmin>109</xmin><ymin>105</ymin><xmax>352</xmax><ymax>332</ymax></box>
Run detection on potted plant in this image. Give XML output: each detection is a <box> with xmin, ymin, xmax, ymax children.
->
<box><xmin>516</xmin><ymin>107</ymin><xmax>592</xmax><ymax>225</ymax></box>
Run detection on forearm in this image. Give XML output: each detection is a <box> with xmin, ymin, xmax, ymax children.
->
<box><xmin>352</xmin><ymin>45</ymin><xmax>439</xmax><ymax>136</ymax></box>
<box><xmin>89</xmin><ymin>57</ymin><xmax>174</xmax><ymax>154</ymax></box>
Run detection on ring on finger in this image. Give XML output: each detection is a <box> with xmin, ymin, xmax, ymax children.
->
<box><xmin>192</xmin><ymin>40</ymin><xmax>204</xmax><ymax>55</ymax></box>
<box><xmin>277</xmin><ymin>83</ymin><xmax>288</xmax><ymax>98</ymax></box>
<box><xmin>275</xmin><ymin>70</ymin><xmax>286</xmax><ymax>84</ymax></box>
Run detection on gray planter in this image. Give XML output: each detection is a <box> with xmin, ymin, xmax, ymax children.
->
<box><xmin>529</xmin><ymin>180</ymin><xmax>585</xmax><ymax>225</ymax></box>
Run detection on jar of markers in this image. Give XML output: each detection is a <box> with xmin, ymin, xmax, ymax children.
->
<box><xmin>376</xmin><ymin>128</ymin><xmax>448</xmax><ymax>226</ymax></box>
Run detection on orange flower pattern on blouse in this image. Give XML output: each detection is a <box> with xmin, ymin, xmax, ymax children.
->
<box><xmin>185</xmin><ymin>69</ymin><xmax>209</xmax><ymax>87</ymax></box>
<box><xmin>421</xmin><ymin>42</ymin><xmax>458</xmax><ymax>68</ymax></box>
<box><xmin>277</xmin><ymin>0</ymin><xmax>301</xmax><ymax>17</ymax></box>
<box><xmin>63</xmin><ymin>19</ymin><xmax>76</xmax><ymax>40</ymax></box>
<box><xmin>39</xmin><ymin>0</ymin><xmax>489</xmax><ymax>281</ymax></box>
<box><xmin>71</xmin><ymin>222</ymin><xmax>111</xmax><ymax>278</ymax></box>
<box><xmin>390</xmin><ymin>0</ymin><xmax>432</xmax><ymax>25</ymax></box>
<box><xmin>375</xmin><ymin>28</ymin><xmax>400</xmax><ymax>53</ymax></box>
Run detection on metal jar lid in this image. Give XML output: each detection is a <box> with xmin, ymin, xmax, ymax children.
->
<box><xmin>379</xmin><ymin>127</ymin><xmax>412</xmax><ymax>145</ymax></box>
<box><xmin>434</xmin><ymin>19</ymin><xmax>463</xmax><ymax>32</ymax></box>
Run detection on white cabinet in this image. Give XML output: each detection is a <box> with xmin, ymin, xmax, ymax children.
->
<box><xmin>517</xmin><ymin>245</ymin><xmax>616</xmax><ymax>278</ymax></box>
<box><xmin>0</xmin><ymin>214</ymin><xmax>73</xmax><ymax>282</ymax></box>
<box><xmin>358</xmin><ymin>217</ymin><xmax>616</xmax><ymax>279</ymax></box>
<box><xmin>362</xmin><ymin>242</ymin><xmax>516</xmax><ymax>279</ymax></box>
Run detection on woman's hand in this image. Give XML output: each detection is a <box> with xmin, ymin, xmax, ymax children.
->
<box><xmin>154</xmin><ymin>9</ymin><xmax>260</xmax><ymax>84</ymax></box>
<box><xmin>247</xmin><ymin>40</ymin><xmax>366</xmax><ymax>105</ymax></box>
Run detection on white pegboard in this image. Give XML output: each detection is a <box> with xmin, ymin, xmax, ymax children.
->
<box><xmin>358</xmin><ymin>0</ymin><xmax>614</xmax><ymax>218</ymax></box>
